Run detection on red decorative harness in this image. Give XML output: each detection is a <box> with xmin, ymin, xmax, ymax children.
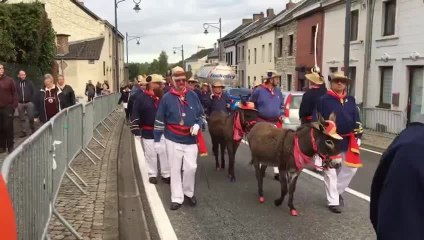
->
<box><xmin>232</xmin><ymin>112</ymin><xmax>256</xmax><ymax>142</ymax></box>
<box><xmin>293</xmin><ymin>128</ymin><xmax>329</xmax><ymax>171</ymax></box>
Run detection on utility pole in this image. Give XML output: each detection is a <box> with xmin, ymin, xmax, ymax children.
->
<box><xmin>344</xmin><ymin>0</ymin><xmax>352</xmax><ymax>78</ymax></box>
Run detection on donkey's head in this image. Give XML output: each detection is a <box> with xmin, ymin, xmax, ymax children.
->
<box><xmin>235</xmin><ymin>95</ymin><xmax>258</xmax><ymax>132</ymax></box>
<box><xmin>310</xmin><ymin>112</ymin><xmax>343</xmax><ymax>168</ymax></box>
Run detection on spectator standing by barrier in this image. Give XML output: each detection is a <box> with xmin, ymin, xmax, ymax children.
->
<box><xmin>101</xmin><ymin>81</ymin><xmax>110</xmax><ymax>95</ymax></box>
<box><xmin>57</xmin><ymin>75</ymin><xmax>76</xmax><ymax>109</ymax></box>
<box><xmin>95</xmin><ymin>81</ymin><xmax>102</xmax><ymax>97</ymax></box>
<box><xmin>15</xmin><ymin>70</ymin><xmax>35</xmax><ymax>137</ymax></box>
<box><xmin>118</xmin><ymin>84</ymin><xmax>131</xmax><ymax>123</ymax></box>
<box><xmin>35</xmin><ymin>74</ymin><xmax>63</xmax><ymax>123</ymax></box>
<box><xmin>0</xmin><ymin>64</ymin><xmax>18</xmax><ymax>154</ymax></box>
<box><xmin>85</xmin><ymin>80</ymin><xmax>95</xmax><ymax>101</ymax></box>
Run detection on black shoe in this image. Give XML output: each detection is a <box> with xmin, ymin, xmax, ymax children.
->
<box><xmin>19</xmin><ymin>132</ymin><xmax>27</xmax><ymax>138</ymax></box>
<box><xmin>274</xmin><ymin>174</ymin><xmax>280</xmax><ymax>181</ymax></box>
<box><xmin>170</xmin><ymin>202</ymin><xmax>182</xmax><ymax>210</ymax></box>
<box><xmin>185</xmin><ymin>195</ymin><xmax>197</xmax><ymax>207</ymax></box>
<box><xmin>0</xmin><ymin>148</ymin><xmax>6</xmax><ymax>154</ymax></box>
<box><xmin>339</xmin><ymin>195</ymin><xmax>344</xmax><ymax>207</ymax></box>
<box><xmin>149</xmin><ymin>177</ymin><xmax>157</xmax><ymax>184</ymax></box>
<box><xmin>162</xmin><ymin>177</ymin><xmax>170</xmax><ymax>184</ymax></box>
<box><xmin>328</xmin><ymin>205</ymin><xmax>342</xmax><ymax>214</ymax></box>
<box><xmin>7</xmin><ymin>147</ymin><xmax>14</xmax><ymax>154</ymax></box>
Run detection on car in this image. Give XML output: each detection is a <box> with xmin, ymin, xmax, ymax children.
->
<box><xmin>281</xmin><ymin>91</ymin><xmax>304</xmax><ymax>130</ymax></box>
<box><xmin>225</xmin><ymin>87</ymin><xmax>252</xmax><ymax>110</ymax></box>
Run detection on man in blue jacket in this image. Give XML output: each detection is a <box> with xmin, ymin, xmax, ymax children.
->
<box><xmin>314</xmin><ymin>71</ymin><xmax>363</xmax><ymax>214</ymax></box>
<box><xmin>250</xmin><ymin>70</ymin><xmax>284</xmax><ymax>180</ymax></box>
<box><xmin>370</xmin><ymin>122</ymin><xmax>424</xmax><ymax>240</ymax></box>
<box><xmin>154</xmin><ymin>66</ymin><xmax>205</xmax><ymax>211</ymax></box>
<box><xmin>131</xmin><ymin>74</ymin><xmax>170</xmax><ymax>185</ymax></box>
<box><xmin>205</xmin><ymin>80</ymin><xmax>232</xmax><ymax>115</ymax></box>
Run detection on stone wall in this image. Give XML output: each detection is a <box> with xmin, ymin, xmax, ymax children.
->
<box><xmin>275</xmin><ymin>20</ymin><xmax>297</xmax><ymax>91</ymax></box>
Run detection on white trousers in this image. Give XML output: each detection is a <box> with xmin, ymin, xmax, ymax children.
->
<box><xmin>165</xmin><ymin>139</ymin><xmax>198</xmax><ymax>204</ymax></box>
<box><xmin>142</xmin><ymin>136</ymin><xmax>170</xmax><ymax>178</ymax></box>
<box><xmin>323</xmin><ymin>152</ymin><xmax>358</xmax><ymax>206</ymax></box>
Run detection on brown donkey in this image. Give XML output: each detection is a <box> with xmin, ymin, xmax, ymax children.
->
<box><xmin>247</xmin><ymin>113</ymin><xmax>343</xmax><ymax>216</ymax></box>
<box><xmin>207</xmin><ymin>107</ymin><xmax>257</xmax><ymax>182</ymax></box>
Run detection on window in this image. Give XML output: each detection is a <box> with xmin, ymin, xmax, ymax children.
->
<box><xmin>88</xmin><ymin>60</ymin><xmax>95</xmax><ymax>64</ymax></box>
<box><xmin>287</xmin><ymin>74</ymin><xmax>292</xmax><ymax>91</ymax></box>
<box><xmin>188</xmin><ymin>64</ymin><xmax>192</xmax><ymax>72</ymax></box>
<box><xmin>248</xmin><ymin>49</ymin><xmax>251</xmax><ymax>64</ymax></box>
<box><xmin>329</xmin><ymin>67</ymin><xmax>338</xmax><ymax>73</ymax></box>
<box><xmin>254</xmin><ymin>76</ymin><xmax>257</xmax><ymax>81</ymax></box>
<box><xmin>248</xmin><ymin>76</ymin><xmax>251</xmax><ymax>86</ymax></box>
<box><xmin>261</xmin><ymin>45</ymin><xmax>265</xmax><ymax>63</ymax></box>
<box><xmin>268</xmin><ymin>43</ymin><xmax>272</xmax><ymax>62</ymax></box>
<box><xmin>241</xmin><ymin>70</ymin><xmax>245</xmax><ymax>86</ymax></box>
<box><xmin>103</xmin><ymin>61</ymin><xmax>106</xmax><ymax>76</ymax></box>
<box><xmin>348</xmin><ymin>67</ymin><xmax>356</xmax><ymax>96</ymax></box>
<box><xmin>350</xmin><ymin>10</ymin><xmax>359</xmax><ymax>41</ymax></box>
<box><xmin>242</xmin><ymin>46</ymin><xmax>245</xmax><ymax>61</ymax></box>
<box><xmin>383</xmin><ymin>0</ymin><xmax>396</xmax><ymax>36</ymax></box>
<box><xmin>311</xmin><ymin>26</ymin><xmax>317</xmax><ymax>53</ymax></box>
<box><xmin>288</xmin><ymin>35</ymin><xmax>294</xmax><ymax>56</ymax></box>
<box><xmin>254</xmin><ymin>48</ymin><xmax>257</xmax><ymax>64</ymax></box>
<box><xmin>278</xmin><ymin>37</ymin><xmax>283</xmax><ymax>57</ymax></box>
<box><xmin>237</xmin><ymin>46</ymin><xmax>240</xmax><ymax>62</ymax></box>
<box><xmin>379</xmin><ymin>66</ymin><xmax>393</xmax><ymax>107</ymax></box>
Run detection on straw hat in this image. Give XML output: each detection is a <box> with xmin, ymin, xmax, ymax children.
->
<box><xmin>237</xmin><ymin>101</ymin><xmax>257</xmax><ymax>111</ymax></box>
<box><xmin>325</xmin><ymin>120</ymin><xmax>343</xmax><ymax>140</ymax></box>
<box><xmin>329</xmin><ymin>71</ymin><xmax>350</xmax><ymax>82</ymax></box>
<box><xmin>264</xmin><ymin>70</ymin><xmax>280</xmax><ymax>79</ymax></box>
<box><xmin>188</xmin><ymin>77</ymin><xmax>199</xmax><ymax>83</ymax></box>
<box><xmin>150</xmin><ymin>74</ymin><xmax>166</xmax><ymax>83</ymax></box>
<box><xmin>212</xmin><ymin>80</ymin><xmax>225</xmax><ymax>88</ymax></box>
<box><xmin>253</xmin><ymin>80</ymin><xmax>262</xmax><ymax>87</ymax></box>
<box><xmin>172</xmin><ymin>66</ymin><xmax>186</xmax><ymax>80</ymax></box>
<box><xmin>137</xmin><ymin>75</ymin><xmax>147</xmax><ymax>85</ymax></box>
<box><xmin>305</xmin><ymin>72</ymin><xmax>324</xmax><ymax>85</ymax></box>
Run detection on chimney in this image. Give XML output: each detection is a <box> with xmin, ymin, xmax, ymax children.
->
<box><xmin>286</xmin><ymin>0</ymin><xmax>295</xmax><ymax>10</ymax></box>
<box><xmin>56</xmin><ymin>34</ymin><xmax>70</xmax><ymax>55</ymax></box>
<box><xmin>242</xmin><ymin>18</ymin><xmax>253</xmax><ymax>25</ymax></box>
<box><xmin>266</xmin><ymin>8</ymin><xmax>275</xmax><ymax>18</ymax></box>
<box><xmin>214</xmin><ymin>43</ymin><xmax>217</xmax><ymax>50</ymax></box>
<box><xmin>253</xmin><ymin>12</ymin><xmax>264</xmax><ymax>21</ymax></box>
<box><xmin>77</xmin><ymin>0</ymin><xmax>84</xmax><ymax>5</ymax></box>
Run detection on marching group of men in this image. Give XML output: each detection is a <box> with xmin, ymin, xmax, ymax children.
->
<box><xmin>127</xmin><ymin>64</ymin><xmax>364</xmax><ymax>214</ymax></box>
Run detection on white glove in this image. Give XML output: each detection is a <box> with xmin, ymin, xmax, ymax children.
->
<box><xmin>190</xmin><ymin>124</ymin><xmax>200</xmax><ymax>136</ymax></box>
<box><xmin>357</xmin><ymin>138</ymin><xmax>361</xmax><ymax>147</ymax></box>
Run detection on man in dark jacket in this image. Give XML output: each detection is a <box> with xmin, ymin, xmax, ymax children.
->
<box><xmin>85</xmin><ymin>81</ymin><xmax>95</xmax><ymax>101</ymax></box>
<box><xmin>0</xmin><ymin>64</ymin><xmax>19</xmax><ymax>153</ymax></box>
<box><xmin>299</xmin><ymin>68</ymin><xmax>327</xmax><ymax>124</ymax></box>
<box><xmin>370</xmin><ymin>122</ymin><xmax>424</xmax><ymax>240</ymax></box>
<box><xmin>57</xmin><ymin>75</ymin><xmax>75</xmax><ymax>109</ymax></box>
<box><xmin>204</xmin><ymin>80</ymin><xmax>232</xmax><ymax>115</ymax></box>
<box><xmin>15</xmin><ymin>70</ymin><xmax>35</xmax><ymax>137</ymax></box>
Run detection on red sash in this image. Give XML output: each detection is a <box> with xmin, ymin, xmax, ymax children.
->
<box><xmin>341</xmin><ymin>133</ymin><xmax>362</xmax><ymax>168</ymax></box>
<box><xmin>167</xmin><ymin>124</ymin><xmax>208</xmax><ymax>156</ymax></box>
<box><xmin>141</xmin><ymin>125</ymin><xmax>154</xmax><ymax>131</ymax></box>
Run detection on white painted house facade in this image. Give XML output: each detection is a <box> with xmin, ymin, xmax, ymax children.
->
<box><xmin>364</xmin><ymin>0</ymin><xmax>424</xmax><ymax>133</ymax></box>
<box><xmin>322</xmin><ymin>0</ymin><xmax>367</xmax><ymax>103</ymax></box>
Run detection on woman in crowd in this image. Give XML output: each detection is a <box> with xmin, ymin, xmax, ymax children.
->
<box><xmin>35</xmin><ymin>74</ymin><xmax>63</xmax><ymax>123</ymax></box>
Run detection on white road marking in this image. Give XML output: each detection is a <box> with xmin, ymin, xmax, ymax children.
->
<box><xmin>241</xmin><ymin>139</ymin><xmax>371</xmax><ymax>202</ymax></box>
<box><xmin>133</xmin><ymin>136</ymin><xmax>178</xmax><ymax>240</ymax></box>
<box><xmin>360</xmin><ymin>147</ymin><xmax>383</xmax><ymax>156</ymax></box>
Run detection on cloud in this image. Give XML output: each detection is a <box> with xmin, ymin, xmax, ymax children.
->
<box><xmin>84</xmin><ymin>0</ymin><xmax>287</xmax><ymax>63</ymax></box>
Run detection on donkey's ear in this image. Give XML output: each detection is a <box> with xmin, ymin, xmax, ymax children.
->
<box><xmin>310</xmin><ymin>122</ymin><xmax>321</xmax><ymax>131</ymax></box>
<box><xmin>329</xmin><ymin>112</ymin><xmax>337</xmax><ymax>123</ymax></box>
<box><xmin>317</xmin><ymin>112</ymin><xmax>326</xmax><ymax>125</ymax></box>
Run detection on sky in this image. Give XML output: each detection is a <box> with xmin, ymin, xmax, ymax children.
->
<box><xmin>84</xmin><ymin>0</ymin><xmax>290</xmax><ymax>64</ymax></box>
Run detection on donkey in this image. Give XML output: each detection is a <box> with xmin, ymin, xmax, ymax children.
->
<box><xmin>247</xmin><ymin>113</ymin><xmax>343</xmax><ymax>216</ymax></box>
<box><xmin>207</xmin><ymin>105</ymin><xmax>257</xmax><ymax>182</ymax></box>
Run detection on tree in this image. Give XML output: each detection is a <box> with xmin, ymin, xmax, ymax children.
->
<box><xmin>158</xmin><ymin>51</ymin><xmax>168</xmax><ymax>76</ymax></box>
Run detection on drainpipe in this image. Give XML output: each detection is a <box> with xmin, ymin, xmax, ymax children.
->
<box><xmin>362</xmin><ymin>0</ymin><xmax>376</xmax><ymax>108</ymax></box>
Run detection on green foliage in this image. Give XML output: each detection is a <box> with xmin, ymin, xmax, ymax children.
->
<box><xmin>127</xmin><ymin>51</ymin><xmax>170</xmax><ymax>81</ymax></box>
<box><xmin>0</xmin><ymin>3</ymin><xmax>56</xmax><ymax>74</ymax></box>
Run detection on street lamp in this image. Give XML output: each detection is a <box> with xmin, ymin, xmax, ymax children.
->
<box><xmin>203</xmin><ymin>18</ymin><xmax>222</xmax><ymax>61</ymax></box>
<box><xmin>114</xmin><ymin>0</ymin><xmax>141</xmax><ymax>87</ymax></box>
<box><xmin>126</xmin><ymin>32</ymin><xmax>141</xmax><ymax>65</ymax></box>
<box><xmin>173</xmin><ymin>45</ymin><xmax>185</xmax><ymax>69</ymax></box>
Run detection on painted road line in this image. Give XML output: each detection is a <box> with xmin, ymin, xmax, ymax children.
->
<box><xmin>133</xmin><ymin>136</ymin><xmax>178</xmax><ymax>240</ymax></box>
<box><xmin>360</xmin><ymin>147</ymin><xmax>383</xmax><ymax>156</ymax></box>
<box><xmin>241</xmin><ymin>139</ymin><xmax>371</xmax><ymax>202</ymax></box>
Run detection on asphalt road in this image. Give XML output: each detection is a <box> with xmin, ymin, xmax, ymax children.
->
<box><xmin>154</xmin><ymin>132</ymin><xmax>377</xmax><ymax>240</ymax></box>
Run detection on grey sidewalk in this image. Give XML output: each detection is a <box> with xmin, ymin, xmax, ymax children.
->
<box><xmin>47</xmin><ymin>116</ymin><xmax>123</xmax><ymax>240</ymax></box>
<box><xmin>361</xmin><ymin>130</ymin><xmax>396</xmax><ymax>151</ymax></box>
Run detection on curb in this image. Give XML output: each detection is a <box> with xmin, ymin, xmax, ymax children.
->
<box><xmin>132</xmin><ymin>136</ymin><xmax>178</xmax><ymax>240</ymax></box>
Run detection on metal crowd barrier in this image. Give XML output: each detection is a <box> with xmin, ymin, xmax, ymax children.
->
<box><xmin>0</xmin><ymin>93</ymin><xmax>120</xmax><ymax>240</ymax></box>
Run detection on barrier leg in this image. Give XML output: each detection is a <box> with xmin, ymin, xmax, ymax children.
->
<box><xmin>95</xmin><ymin>128</ymin><xmax>105</xmax><ymax>139</ymax></box>
<box><xmin>86</xmin><ymin>147</ymin><xmax>101</xmax><ymax>161</ymax></box>
<box><xmin>93</xmin><ymin>137</ymin><xmax>106</xmax><ymax>149</ymax></box>
<box><xmin>53</xmin><ymin>208</ymin><xmax>83</xmax><ymax>240</ymax></box>
<box><xmin>82</xmin><ymin>149</ymin><xmax>97</xmax><ymax>165</ymax></box>
<box><xmin>68</xmin><ymin>166</ymin><xmax>88</xmax><ymax>187</ymax></box>
<box><xmin>65</xmin><ymin>173</ymin><xmax>88</xmax><ymax>195</ymax></box>
<box><xmin>105</xmin><ymin>116</ymin><xmax>116</xmax><ymax>125</ymax></box>
<box><xmin>101</xmin><ymin>121</ymin><xmax>111</xmax><ymax>132</ymax></box>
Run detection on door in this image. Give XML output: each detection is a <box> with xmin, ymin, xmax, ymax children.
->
<box><xmin>408</xmin><ymin>67</ymin><xmax>424</xmax><ymax>123</ymax></box>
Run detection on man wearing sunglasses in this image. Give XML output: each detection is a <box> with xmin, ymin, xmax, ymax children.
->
<box><xmin>314</xmin><ymin>71</ymin><xmax>363</xmax><ymax>214</ymax></box>
<box><xmin>154</xmin><ymin>66</ymin><xmax>206</xmax><ymax>211</ymax></box>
